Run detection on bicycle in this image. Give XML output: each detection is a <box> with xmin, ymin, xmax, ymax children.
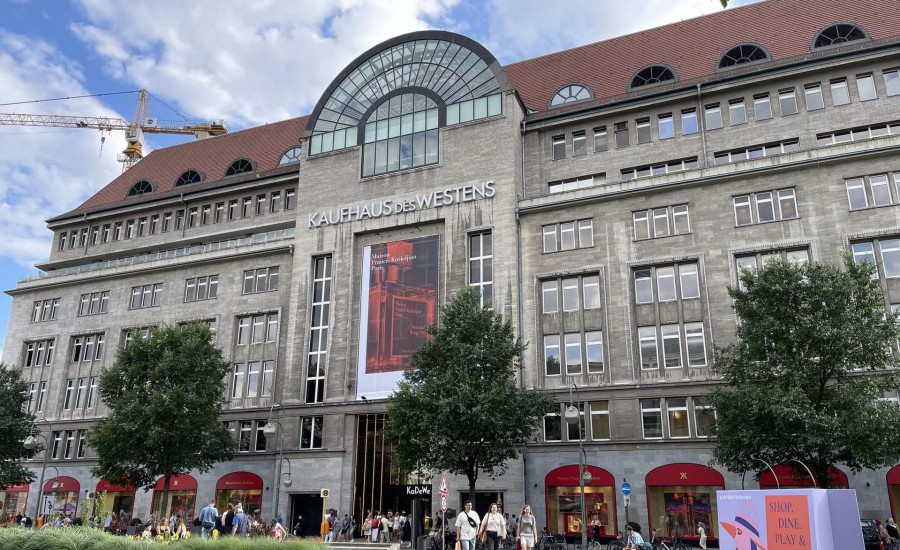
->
<box><xmin>606</xmin><ymin>531</ymin><xmax>625</xmax><ymax>550</ymax></box>
<box><xmin>536</xmin><ymin>528</ymin><xmax>567</xmax><ymax>550</ymax></box>
<box><xmin>650</xmin><ymin>531</ymin><xmax>691</xmax><ymax>550</ymax></box>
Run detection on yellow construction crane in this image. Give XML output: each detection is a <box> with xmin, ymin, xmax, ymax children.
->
<box><xmin>0</xmin><ymin>89</ymin><xmax>227</xmax><ymax>171</ymax></box>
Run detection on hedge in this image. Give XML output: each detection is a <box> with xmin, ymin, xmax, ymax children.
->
<box><xmin>0</xmin><ymin>527</ymin><xmax>324</xmax><ymax>550</ymax></box>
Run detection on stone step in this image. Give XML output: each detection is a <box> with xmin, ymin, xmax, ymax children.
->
<box><xmin>326</xmin><ymin>543</ymin><xmax>402</xmax><ymax>550</ymax></box>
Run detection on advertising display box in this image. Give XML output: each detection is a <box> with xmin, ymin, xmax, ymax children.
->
<box><xmin>717</xmin><ymin>489</ymin><xmax>863</xmax><ymax>550</ymax></box>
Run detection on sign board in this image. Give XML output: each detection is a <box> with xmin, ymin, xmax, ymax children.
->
<box><xmin>440</xmin><ymin>494</ymin><xmax>448</xmax><ymax>512</ymax></box>
<box><xmin>717</xmin><ymin>489</ymin><xmax>863</xmax><ymax>550</ymax></box>
<box><xmin>623</xmin><ymin>495</ymin><xmax>630</xmax><ymax>507</ymax></box>
<box><xmin>320</xmin><ymin>488</ymin><xmax>330</xmax><ymax>498</ymax></box>
<box><xmin>439</xmin><ymin>472</ymin><xmax>448</xmax><ymax>496</ymax></box>
<box><xmin>403</xmin><ymin>485</ymin><xmax>432</xmax><ymax>496</ymax></box>
<box><xmin>621</xmin><ymin>482</ymin><xmax>631</xmax><ymax>495</ymax></box>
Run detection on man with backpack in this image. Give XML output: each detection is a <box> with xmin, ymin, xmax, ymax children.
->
<box><xmin>231</xmin><ymin>503</ymin><xmax>250</xmax><ymax>537</ymax></box>
<box><xmin>198</xmin><ymin>499</ymin><xmax>218</xmax><ymax>539</ymax></box>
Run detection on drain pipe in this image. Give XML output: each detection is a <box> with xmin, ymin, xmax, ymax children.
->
<box><xmin>697</xmin><ymin>83</ymin><xmax>708</xmax><ymax>168</ymax></box>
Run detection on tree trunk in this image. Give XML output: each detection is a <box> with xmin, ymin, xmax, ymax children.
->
<box><xmin>467</xmin><ymin>474</ymin><xmax>476</xmax><ymax>509</ymax></box>
<box><xmin>159</xmin><ymin>474</ymin><xmax>171</xmax><ymax>522</ymax></box>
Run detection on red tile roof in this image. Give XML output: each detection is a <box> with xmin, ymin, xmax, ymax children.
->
<box><xmin>505</xmin><ymin>0</ymin><xmax>900</xmax><ymax>112</ymax></box>
<box><xmin>58</xmin><ymin>0</ymin><xmax>900</xmax><ymax>219</ymax></box>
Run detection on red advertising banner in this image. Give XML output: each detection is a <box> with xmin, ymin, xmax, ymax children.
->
<box><xmin>357</xmin><ymin>235</ymin><xmax>439</xmax><ymax>399</ymax></box>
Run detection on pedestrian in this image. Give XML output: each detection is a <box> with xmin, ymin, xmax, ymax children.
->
<box><xmin>174</xmin><ymin>515</ymin><xmax>188</xmax><ymax>539</ymax></box>
<box><xmin>372</xmin><ymin>514</ymin><xmax>381</xmax><ymax>542</ymax></box>
<box><xmin>887</xmin><ymin>518</ymin><xmax>900</xmax><ymax>550</ymax></box>
<box><xmin>231</xmin><ymin>504</ymin><xmax>250</xmax><ymax>537</ymax></box>
<box><xmin>455</xmin><ymin>500</ymin><xmax>481</xmax><ymax>550</ymax></box>
<box><xmin>697</xmin><ymin>521</ymin><xmax>707</xmax><ymax>550</ymax></box>
<box><xmin>424</xmin><ymin>512</ymin><xmax>431</xmax><ymax>532</ymax></box>
<box><xmin>365</xmin><ymin>511</ymin><xmax>373</xmax><ymax>542</ymax></box>
<box><xmin>401</xmin><ymin>512</ymin><xmax>412</xmax><ymax>546</ymax></box>
<box><xmin>223</xmin><ymin>504</ymin><xmax>235</xmax><ymax>536</ymax></box>
<box><xmin>321</xmin><ymin>513</ymin><xmax>331</xmax><ymax>542</ymax></box>
<box><xmin>294</xmin><ymin>514</ymin><xmax>306</xmax><ymax>538</ymax></box>
<box><xmin>104</xmin><ymin>512</ymin><xmax>113</xmax><ymax>532</ymax></box>
<box><xmin>350</xmin><ymin>515</ymin><xmax>358</xmax><ymax>542</ymax></box>
<box><xmin>199</xmin><ymin>499</ymin><xmax>218</xmax><ymax>539</ymax></box>
<box><xmin>517</xmin><ymin>505</ymin><xmax>536</xmax><ymax>550</ymax></box>
<box><xmin>271</xmin><ymin>516</ymin><xmax>288</xmax><ymax>542</ymax></box>
<box><xmin>479</xmin><ymin>503</ymin><xmax>507</xmax><ymax>550</ymax></box>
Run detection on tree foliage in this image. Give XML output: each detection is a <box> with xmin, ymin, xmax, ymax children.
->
<box><xmin>709</xmin><ymin>255</ymin><xmax>900</xmax><ymax>487</ymax></box>
<box><xmin>386</xmin><ymin>287</ymin><xmax>556</xmax><ymax>497</ymax></box>
<box><xmin>87</xmin><ymin>323</ymin><xmax>233</xmax><ymax>516</ymax></box>
<box><xmin>0</xmin><ymin>364</ymin><xmax>37</xmax><ymax>488</ymax></box>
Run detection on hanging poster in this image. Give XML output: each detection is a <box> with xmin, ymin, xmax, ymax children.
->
<box><xmin>357</xmin><ymin>235</ymin><xmax>439</xmax><ymax>400</ymax></box>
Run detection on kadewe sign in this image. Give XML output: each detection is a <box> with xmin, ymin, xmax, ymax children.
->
<box><xmin>717</xmin><ymin>489</ymin><xmax>863</xmax><ymax>550</ymax></box>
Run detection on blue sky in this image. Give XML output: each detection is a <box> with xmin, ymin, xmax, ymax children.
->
<box><xmin>0</xmin><ymin>0</ymin><xmax>756</xmax><ymax>359</ymax></box>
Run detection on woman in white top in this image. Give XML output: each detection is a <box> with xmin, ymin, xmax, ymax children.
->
<box><xmin>697</xmin><ymin>521</ymin><xmax>707</xmax><ymax>550</ymax></box>
<box><xmin>516</xmin><ymin>505</ymin><xmax>537</xmax><ymax>550</ymax></box>
<box><xmin>478</xmin><ymin>503</ymin><xmax>506</xmax><ymax>550</ymax></box>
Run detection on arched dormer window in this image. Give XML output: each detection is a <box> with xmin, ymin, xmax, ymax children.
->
<box><xmin>278</xmin><ymin>146</ymin><xmax>302</xmax><ymax>166</ymax></box>
<box><xmin>549</xmin><ymin>84</ymin><xmax>593</xmax><ymax>107</ymax></box>
<box><xmin>174</xmin><ymin>169</ymin><xmax>203</xmax><ymax>187</ymax></box>
<box><xmin>126</xmin><ymin>180</ymin><xmax>154</xmax><ymax>197</ymax></box>
<box><xmin>362</xmin><ymin>93</ymin><xmax>439</xmax><ymax>177</ymax></box>
<box><xmin>629</xmin><ymin>65</ymin><xmax>677</xmax><ymax>89</ymax></box>
<box><xmin>224</xmin><ymin>158</ymin><xmax>254</xmax><ymax>177</ymax></box>
<box><xmin>813</xmin><ymin>23</ymin><xmax>868</xmax><ymax>49</ymax></box>
<box><xmin>717</xmin><ymin>44</ymin><xmax>770</xmax><ymax>70</ymax></box>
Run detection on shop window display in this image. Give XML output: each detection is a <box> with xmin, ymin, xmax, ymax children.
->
<box><xmin>43</xmin><ymin>476</ymin><xmax>80</xmax><ymax>519</ymax></box>
<box><xmin>94</xmin><ymin>481</ymin><xmax>135</xmax><ymax>532</ymax></box>
<box><xmin>151</xmin><ymin>474</ymin><xmax>197</xmax><ymax>523</ymax></box>
<box><xmin>215</xmin><ymin>472</ymin><xmax>263</xmax><ymax>517</ymax></box>
<box><xmin>0</xmin><ymin>484</ymin><xmax>27</xmax><ymax>525</ymax></box>
<box><xmin>645</xmin><ymin>464</ymin><xmax>723</xmax><ymax>542</ymax></box>
<box><xmin>544</xmin><ymin>465</ymin><xmax>616</xmax><ymax>537</ymax></box>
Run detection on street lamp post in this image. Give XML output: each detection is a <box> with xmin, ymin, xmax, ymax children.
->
<box><xmin>23</xmin><ymin>418</ymin><xmax>52</xmax><ymax>522</ymax></box>
<box><xmin>263</xmin><ymin>415</ymin><xmax>285</xmax><ymax>523</ymax></box>
<box><xmin>564</xmin><ymin>384</ymin><xmax>587</xmax><ymax>550</ymax></box>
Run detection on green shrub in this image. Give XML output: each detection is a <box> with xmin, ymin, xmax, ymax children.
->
<box><xmin>0</xmin><ymin>527</ymin><xmax>326</xmax><ymax>550</ymax></box>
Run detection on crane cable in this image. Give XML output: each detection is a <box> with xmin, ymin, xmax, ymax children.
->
<box><xmin>0</xmin><ymin>90</ymin><xmax>142</xmax><ymax>108</ymax></box>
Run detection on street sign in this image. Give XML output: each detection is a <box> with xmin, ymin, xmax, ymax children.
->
<box><xmin>621</xmin><ymin>482</ymin><xmax>631</xmax><ymax>495</ymax></box>
<box><xmin>623</xmin><ymin>495</ymin><xmax>631</xmax><ymax>507</ymax></box>
<box><xmin>321</xmin><ymin>488</ymin><xmax>330</xmax><ymax>498</ymax></box>
<box><xmin>440</xmin><ymin>494</ymin><xmax>448</xmax><ymax>512</ymax></box>
<box><xmin>439</xmin><ymin>472</ymin><xmax>448</xmax><ymax>495</ymax></box>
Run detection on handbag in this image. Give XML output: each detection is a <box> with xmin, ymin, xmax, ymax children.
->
<box><xmin>480</xmin><ymin>530</ymin><xmax>488</xmax><ymax>544</ymax></box>
<box><xmin>456</xmin><ymin>542</ymin><xmax>461</xmax><ymax>550</ymax></box>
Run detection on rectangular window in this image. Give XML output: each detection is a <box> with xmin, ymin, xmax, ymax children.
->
<box><xmin>37</xmin><ymin>382</ymin><xmax>46</xmax><ymax>412</ymax></box>
<box><xmin>694</xmin><ymin>398</ymin><xmax>715</xmax><ymax>437</ymax></box>
<box><xmin>658</xmin><ymin>114</ymin><xmax>674</xmax><ymax>139</ymax></box>
<box><xmin>560</xmin><ymin>222</ymin><xmax>576</xmax><ymax>250</ymax></box>
<box><xmin>641</xmin><ymin>399</ymin><xmax>663</xmax><ymax>439</ymax></box>
<box><xmin>255</xmin><ymin>420</ymin><xmax>268</xmax><ymax>452</ymax></box>
<box><xmin>583</xmin><ymin>275</ymin><xmax>601</xmax><ymax>310</ymax></box>
<box><xmin>63</xmin><ymin>430</ymin><xmax>75</xmax><ymax>459</ymax></box>
<box><xmin>804</xmin><ymin>83</ymin><xmax>824</xmax><ymax>110</ymax></box>
<box><xmin>246</xmin><ymin>361</ymin><xmax>260</xmax><ymax>397</ymax></box>
<box><xmin>704</xmin><ymin>103</ymin><xmax>722</xmax><ymax>130</ymax></box>
<box><xmin>232</xmin><ymin>364</ymin><xmax>246</xmax><ymax>399</ymax></box>
<box><xmin>285</xmin><ymin>189</ymin><xmax>296</xmax><ymax>210</ymax></box>
<box><xmin>667</xmin><ymin>398</ymin><xmax>690</xmax><ymax>438</ymax></box>
<box><xmin>214</xmin><ymin>203</ymin><xmax>224</xmax><ymax>223</ymax></box>
<box><xmin>200</xmin><ymin>206</ymin><xmax>210</xmax><ymax>225</ymax></box>
<box><xmin>585</xmin><ymin>331</ymin><xmax>603</xmax><ymax>373</ymax></box>
<box><xmin>846</xmin><ymin>177</ymin><xmax>868</xmax><ymax>210</ymax></box>
<box><xmin>756</xmin><ymin>191</ymin><xmax>775</xmax><ymax>222</ymax></box>
<box><xmin>162</xmin><ymin>213</ymin><xmax>171</xmax><ymax>232</ymax></box>
<box><xmin>728</xmin><ymin>98</ymin><xmax>747</xmax><ymax>125</ymax></box>
<box><xmin>578</xmin><ymin>220</ymin><xmax>593</xmax><ymax>248</ymax></box>
<box><xmin>188</xmin><ymin>208</ymin><xmax>199</xmax><ymax>228</ymax></box>
<box><xmin>469</xmin><ymin>232</ymin><xmax>493</xmax><ymax>307</ymax></box>
<box><xmin>661</xmin><ymin>324</ymin><xmax>682</xmax><ymax>368</ymax></box>
<box><xmin>634</xmin><ymin>269</ymin><xmax>653</xmax><ymax>304</ymax></box>
<box><xmin>75</xmin><ymin>377</ymin><xmax>87</xmax><ymax>409</ymax></box>
<box><xmin>256</xmin><ymin>194</ymin><xmax>266</xmax><ymax>215</ymax></box>
<box><xmin>552</xmin><ymin>135</ymin><xmax>566</xmax><ymax>159</ymax></box>
<box><xmin>633</xmin><ymin>211</ymin><xmax>650</xmax><ymax>240</ymax></box>
<box><xmin>656</xmin><ymin>266</ymin><xmax>676</xmax><ymax>302</ymax></box>
<box><xmin>130</xmin><ymin>283</ymin><xmax>162</xmax><ymax>309</ymax></box>
<box><xmin>752</xmin><ymin>93</ymin><xmax>773</xmax><ymax>120</ymax></box>
<box><xmin>672</xmin><ymin>205</ymin><xmax>690</xmax><ymax>234</ymax></box>
<box><xmin>652</xmin><ymin>208</ymin><xmax>669</xmax><ymax>238</ymax></box>
<box><xmin>250</xmin><ymin>315</ymin><xmax>265</xmax><ymax>344</ymax></box>
<box><xmin>50</xmin><ymin>431</ymin><xmax>62</xmax><ymax>459</ymax></box>
<box><xmin>885</xmin><ymin>69</ymin><xmax>900</xmax><ymax>97</ymax></box>
<box><xmin>779</xmin><ymin>88</ymin><xmax>798</xmax><ymax>115</ymax></box>
<box><xmin>542</xmin><ymin>225</ymin><xmax>558</xmax><ymax>253</ymax></box>
<box><xmin>638</xmin><ymin>326</ymin><xmax>659</xmax><ymax>370</ymax></box>
<box><xmin>561</xmin><ymin>278</ymin><xmax>579</xmax><ymax>312</ymax></box>
<box><xmin>113</xmin><ymin>222</ymin><xmax>123</xmax><ymax>241</ymax></box>
<box><xmin>101</xmin><ymin>224</ymin><xmax>111</xmax><ymax>242</ymax></box>
<box><xmin>564</xmin><ymin>333</ymin><xmax>582</xmax><ymax>375</ymax></box>
<box><xmin>300</xmin><ymin>416</ymin><xmax>324</xmax><ymax>449</ymax></box>
<box><xmin>593</xmin><ymin>126</ymin><xmax>607</xmax><ymax>152</ymax></box>
<box><xmin>572</xmin><ymin>131</ymin><xmax>586</xmax><ymax>156</ymax></box>
<box><xmin>270</xmin><ymin>192</ymin><xmax>282</xmax><ymax>213</ymax></box>
<box><xmin>544</xmin><ymin>335</ymin><xmax>561</xmax><ymax>376</ymax></box>
<box><xmin>777</xmin><ymin>188</ymin><xmax>798</xmax><ymax>219</ymax></box>
<box><xmin>64</xmin><ymin>379</ymin><xmax>75</xmax><ymax>410</ymax></box>
<box><xmin>542</xmin><ymin>281</ymin><xmax>559</xmax><ymax>314</ymax></box>
<box><xmin>685</xmin><ymin>322</ymin><xmax>707</xmax><ymax>366</ymax></box>
<box><xmin>242</xmin><ymin>197</ymin><xmax>252</xmax><ymax>218</ymax></box>
<box><xmin>175</xmin><ymin>210</ymin><xmax>185</xmax><ymax>230</ymax></box>
<box><xmin>565</xmin><ymin>402</ymin><xmax>585</xmax><ymax>441</ymax></box>
<box><xmin>184</xmin><ymin>275</ymin><xmax>218</xmax><ymax>302</ymax></box>
<box><xmin>76</xmin><ymin>430</ymin><xmax>87</xmax><ymax>458</ymax></box>
<box><xmin>87</xmin><ymin>377</ymin><xmax>97</xmax><ymax>408</ymax></box>
<box><xmin>830</xmin><ymin>78</ymin><xmax>850</xmax><ymax>106</ymax></box>
<box><xmin>58</xmin><ymin>232</ymin><xmax>67</xmax><ymax>251</ymax></box>
<box><xmin>90</xmin><ymin>226</ymin><xmax>99</xmax><ymax>244</ymax></box>
<box><xmin>636</xmin><ymin>118</ymin><xmax>651</xmax><ymax>143</ymax></box>
<box><xmin>680</xmin><ymin>263</ymin><xmax>700</xmax><ymax>299</ymax></box>
<box><xmin>243</xmin><ymin>267</ymin><xmax>279</xmax><ymax>294</ymax></box>
<box><xmin>857</xmin><ymin>73</ymin><xmax>877</xmax><ymax>101</ymax></box>
<box><xmin>239</xmin><ymin>421</ymin><xmax>251</xmax><ymax>452</ymax></box>
<box><xmin>544</xmin><ymin>414</ymin><xmax>562</xmax><ymax>442</ymax></box>
<box><xmin>882</xmin><ymin>239</ymin><xmax>900</xmax><ymax>278</ymax></box>
<box><xmin>681</xmin><ymin>109</ymin><xmax>698</xmax><ymax>135</ymax></box>
<box><xmin>615</xmin><ymin>122</ymin><xmax>628</xmax><ymax>148</ymax></box>
<box><xmin>871</xmin><ymin>174</ymin><xmax>892</xmax><ymax>207</ymax></box>
<box><xmin>307</xmin><ymin>256</ymin><xmax>332</xmax><ymax>404</ymax></box>
<box><xmin>228</xmin><ymin>200</ymin><xmax>237</xmax><ymax>220</ymax></box>
<box><xmin>262</xmin><ymin>360</ymin><xmax>275</xmax><ymax>397</ymax></box>
<box><xmin>589</xmin><ymin>401</ymin><xmax>610</xmax><ymax>440</ymax></box>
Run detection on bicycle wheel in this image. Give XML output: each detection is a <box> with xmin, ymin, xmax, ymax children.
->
<box><xmin>674</xmin><ymin>544</ymin><xmax>692</xmax><ymax>550</ymax></box>
<box><xmin>606</xmin><ymin>541</ymin><xmax>624</xmax><ymax>550</ymax></box>
<box><xmin>552</xmin><ymin>542</ymin><xmax>568</xmax><ymax>550</ymax></box>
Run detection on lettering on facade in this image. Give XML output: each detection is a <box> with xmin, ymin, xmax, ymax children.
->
<box><xmin>405</xmin><ymin>485</ymin><xmax>432</xmax><ymax>496</ymax></box>
<box><xmin>308</xmin><ymin>180</ymin><xmax>496</xmax><ymax>228</ymax></box>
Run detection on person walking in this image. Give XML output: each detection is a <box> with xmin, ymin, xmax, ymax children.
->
<box><xmin>381</xmin><ymin>512</ymin><xmax>391</xmax><ymax>542</ymax></box>
<box><xmin>886</xmin><ymin>518</ymin><xmax>900</xmax><ymax>550</ymax></box>
<box><xmin>479</xmin><ymin>503</ymin><xmax>507</xmax><ymax>550</ymax></box>
<box><xmin>517</xmin><ymin>505</ymin><xmax>537</xmax><ymax>550</ymax></box>
<box><xmin>372</xmin><ymin>514</ymin><xmax>382</xmax><ymax>542</ymax></box>
<box><xmin>364</xmin><ymin>512</ymin><xmax>373</xmax><ymax>542</ymax></box>
<box><xmin>232</xmin><ymin>504</ymin><xmax>250</xmax><ymax>537</ymax></box>
<box><xmin>697</xmin><ymin>521</ymin><xmax>708</xmax><ymax>550</ymax></box>
<box><xmin>321</xmin><ymin>514</ymin><xmax>331</xmax><ymax>542</ymax></box>
<box><xmin>455</xmin><ymin>501</ymin><xmax>481</xmax><ymax>550</ymax></box>
<box><xmin>199</xmin><ymin>499</ymin><xmax>218</xmax><ymax>539</ymax></box>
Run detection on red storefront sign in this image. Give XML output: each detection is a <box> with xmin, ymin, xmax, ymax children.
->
<box><xmin>96</xmin><ymin>480</ymin><xmax>135</xmax><ymax>493</ymax></box>
<box><xmin>646</xmin><ymin>463</ymin><xmax>725</xmax><ymax>487</ymax></box>
<box><xmin>1</xmin><ymin>484</ymin><xmax>29</xmax><ymax>493</ymax></box>
<box><xmin>152</xmin><ymin>475</ymin><xmax>197</xmax><ymax>491</ymax></box>
<box><xmin>43</xmin><ymin>476</ymin><xmax>80</xmax><ymax>493</ymax></box>
<box><xmin>758</xmin><ymin>464</ymin><xmax>848</xmax><ymax>488</ymax></box>
<box><xmin>545</xmin><ymin>465</ymin><xmax>615</xmax><ymax>487</ymax></box>
<box><xmin>216</xmin><ymin>472</ymin><xmax>263</xmax><ymax>491</ymax></box>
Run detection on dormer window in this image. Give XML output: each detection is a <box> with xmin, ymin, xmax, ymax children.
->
<box><xmin>630</xmin><ymin>65</ymin><xmax>677</xmax><ymax>89</ymax></box>
<box><xmin>278</xmin><ymin>147</ymin><xmax>302</xmax><ymax>166</ymax></box>
<box><xmin>549</xmin><ymin>84</ymin><xmax>593</xmax><ymax>107</ymax></box>
<box><xmin>813</xmin><ymin>23</ymin><xmax>868</xmax><ymax>49</ymax></box>
<box><xmin>225</xmin><ymin>159</ymin><xmax>254</xmax><ymax>177</ymax></box>
<box><xmin>718</xmin><ymin>44</ymin><xmax>770</xmax><ymax>70</ymax></box>
<box><xmin>126</xmin><ymin>180</ymin><xmax>154</xmax><ymax>197</ymax></box>
<box><xmin>174</xmin><ymin>169</ymin><xmax>203</xmax><ymax>187</ymax></box>
<box><xmin>362</xmin><ymin>93</ymin><xmax>439</xmax><ymax>177</ymax></box>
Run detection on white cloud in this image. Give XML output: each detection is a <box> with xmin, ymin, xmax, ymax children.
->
<box><xmin>0</xmin><ymin>29</ymin><xmax>125</xmax><ymax>268</ymax></box>
<box><xmin>71</xmin><ymin>0</ymin><xmax>461</xmax><ymax>127</ymax></box>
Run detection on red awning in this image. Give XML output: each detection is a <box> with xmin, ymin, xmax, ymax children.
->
<box><xmin>1</xmin><ymin>483</ymin><xmax>29</xmax><ymax>492</ymax></box>
<box><xmin>646</xmin><ymin>463</ymin><xmax>725</xmax><ymax>487</ymax></box>
<box><xmin>759</xmin><ymin>464</ymin><xmax>848</xmax><ymax>488</ymax></box>
<box><xmin>43</xmin><ymin>476</ymin><xmax>80</xmax><ymax>493</ymax></box>
<box><xmin>96</xmin><ymin>480</ymin><xmax>135</xmax><ymax>493</ymax></box>
<box><xmin>152</xmin><ymin>475</ymin><xmax>197</xmax><ymax>491</ymax></box>
<box><xmin>216</xmin><ymin>471</ymin><xmax>263</xmax><ymax>491</ymax></box>
<box><xmin>887</xmin><ymin>465</ymin><xmax>900</xmax><ymax>485</ymax></box>
<box><xmin>545</xmin><ymin>465</ymin><xmax>615</xmax><ymax>487</ymax></box>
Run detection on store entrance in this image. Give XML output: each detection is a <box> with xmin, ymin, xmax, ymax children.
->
<box><xmin>289</xmin><ymin>493</ymin><xmax>323</xmax><ymax>538</ymax></box>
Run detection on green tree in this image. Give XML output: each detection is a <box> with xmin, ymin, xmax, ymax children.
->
<box><xmin>87</xmin><ymin>323</ymin><xmax>234</xmax><ymax>518</ymax></box>
<box><xmin>386</xmin><ymin>287</ymin><xmax>556</xmax><ymax>498</ymax></box>
<box><xmin>0</xmin><ymin>364</ymin><xmax>38</xmax><ymax>488</ymax></box>
<box><xmin>709</xmin><ymin>254</ymin><xmax>900</xmax><ymax>487</ymax></box>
